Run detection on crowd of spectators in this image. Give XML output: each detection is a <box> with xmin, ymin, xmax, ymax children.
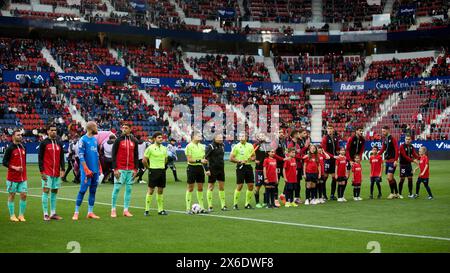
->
<box><xmin>188</xmin><ymin>54</ymin><xmax>270</xmax><ymax>82</ymax></box>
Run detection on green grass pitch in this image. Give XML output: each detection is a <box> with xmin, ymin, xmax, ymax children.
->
<box><xmin>0</xmin><ymin>161</ymin><xmax>449</xmax><ymax>253</ymax></box>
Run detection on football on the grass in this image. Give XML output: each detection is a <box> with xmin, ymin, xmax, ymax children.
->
<box><xmin>191</xmin><ymin>203</ymin><xmax>201</xmax><ymax>214</ymax></box>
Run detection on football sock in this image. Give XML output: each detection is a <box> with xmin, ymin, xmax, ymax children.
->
<box><xmin>254</xmin><ymin>191</ymin><xmax>260</xmax><ymax>204</ymax></box>
<box><xmin>42</xmin><ymin>192</ymin><xmax>49</xmax><ymax>215</ymax></box>
<box><xmin>423</xmin><ymin>182</ymin><xmax>433</xmax><ymax>197</ymax></box>
<box><xmin>156</xmin><ymin>193</ymin><xmax>164</xmax><ymax>212</ymax></box>
<box><xmin>145</xmin><ymin>193</ymin><xmax>153</xmax><ymax>211</ymax></box>
<box><xmin>370</xmin><ymin>181</ymin><xmax>374</xmax><ymax>195</ymax></box>
<box><xmin>19</xmin><ymin>199</ymin><xmax>26</xmax><ymax>216</ymax></box>
<box><xmin>408</xmin><ymin>177</ymin><xmax>413</xmax><ymax>195</ymax></box>
<box><xmin>207</xmin><ymin>189</ymin><xmax>213</xmax><ymax>208</ymax></box>
<box><xmin>233</xmin><ymin>190</ymin><xmax>241</xmax><ymax>206</ymax></box>
<box><xmin>186</xmin><ymin>191</ymin><xmax>192</xmax><ymax>210</ymax></box>
<box><xmin>50</xmin><ymin>192</ymin><xmax>57</xmax><ymax>215</ymax></box>
<box><xmin>196</xmin><ymin>191</ymin><xmax>204</xmax><ymax>209</ymax></box>
<box><xmin>111</xmin><ymin>183</ymin><xmax>122</xmax><ymax>210</ymax></box>
<box><xmin>393</xmin><ymin>179</ymin><xmax>398</xmax><ymax>194</ymax></box>
<box><xmin>245</xmin><ymin>190</ymin><xmax>253</xmax><ymax>206</ymax></box>
<box><xmin>399</xmin><ymin>178</ymin><xmax>405</xmax><ymax>195</ymax></box>
<box><xmin>416</xmin><ymin>181</ymin><xmax>420</xmax><ymax>195</ymax></box>
<box><xmin>7</xmin><ymin>201</ymin><xmax>14</xmax><ymax>216</ymax></box>
<box><xmin>331</xmin><ymin>177</ymin><xmax>337</xmax><ymax>196</ymax></box>
<box><xmin>124</xmin><ymin>184</ymin><xmax>132</xmax><ymax>210</ymax></box>
<box><xmin>219</xmin><ymin>190</ymin><xmax>226</xmax><ymax>208</ymax></box>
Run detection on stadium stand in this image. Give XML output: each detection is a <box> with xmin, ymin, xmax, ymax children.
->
<box><xmin>187</xmin><ymin>54</ymin><xmax>271</xmax><ymax>82</ymax></box>
<box><xmin>245</xmin><ymin>0</ymin><xmax>312</xmax><ymax>23</ymax></box>
<box><xmin>176</xmin><ymin>0</ymin><xmax>241</xmax><ymax>21</ymax></box>
<box><xmin>117</xmin><ymin>44</ymin><xmax>190</xmax><ymax>78</ymax></box>
<box><xmin>430</xmin><ymin>49</ymin><xmax>450</xmax><ymax>77</ymax></box>
<box><xmin>323</xmin><ymin>89</ymin><xmax>392</xmax><ymax>140</ymax></box>
<box><xmin>365</xmin><ymin>57</ymin><xmax>433</xmax><ymax>81</ymax></box>
<box><xmin>369</xmin><ymin>84</ymin><xmax>449</xmax><ymax>141</ymax></box>
<box><xmin>323</xmin><ymin>0</ymin><xmax>386</xmax><ymax>24</ymax></box>
<box><xmin>0</xmin><ymin>38</ymin><xmax>53</xmax><ymax>72</ymax></box>
<box><xmin>0</xmin><ymin>81</ymin><xmax>72</xmax><ymax>142</ymax></box>
<box><xmin>428</xmin><ymin>116</ymin><xmax>450</xmax><ymax>140</ymax></box>
<box><xmin>65</xmin><ymin>82</ymin><xmax>164</xmax><ymax>138</ymax></box>
<box><xmin>275</xmin><ymin>53</ymin><xmax>365</xmax><ymax>82</ymax></box>
<box><xmin>46</xmin><ymin>38</ymin><xmax>120</xmax><ymax>74</ymax></box>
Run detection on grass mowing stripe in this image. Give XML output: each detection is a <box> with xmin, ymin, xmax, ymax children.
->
<box><xmin>2</xmin><ymin>190</ymin><xmax>450</xmax><ymax>243</ymax></box>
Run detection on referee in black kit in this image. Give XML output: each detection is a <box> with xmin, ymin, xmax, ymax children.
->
<box><xmin>205</xmin><ymin>133</ymin><xmax>227</xmax><ymax>212</ymax></box>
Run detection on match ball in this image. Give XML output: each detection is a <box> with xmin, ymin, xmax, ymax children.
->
<box><xmin>191</xmin><ymin>203</ymin><xmax>201</xmax><ymax>214</ymax></box>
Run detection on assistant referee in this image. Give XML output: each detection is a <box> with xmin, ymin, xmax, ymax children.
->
<box><xmin>143</xmin><ymin>132</ymin><xmax>168</xmax><ymax>216</ymax></box>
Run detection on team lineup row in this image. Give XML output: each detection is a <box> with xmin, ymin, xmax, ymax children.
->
<box><xmin>2</xmin><ymin>122</ymin><xmax>433</xmax><ymax>222</ymax></box>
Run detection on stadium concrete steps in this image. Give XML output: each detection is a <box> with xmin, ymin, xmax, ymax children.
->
<box><xmin>41</xmin><ymin>47</ymin><xmax>64</xmax><ymax>73</ymax></box>
<box><xmin>63</xmin><ymin>95</ymin><xmax>87</xmax><ymax>128</ymax></box>
<box><xmin>383</xmin><ymin>0</ymin><xmax>395</xmax><ymax>14</ymax></box>
<box><xmin>419</xmin><ymin>106</ymin><xmax>450</xmax><ymax>140</ymax></box>
<box><xmin>423</xmin><ymin>51</ymin><xmax>444</xmax><ymax>77</ymax></box>
<box><xmin>364</xmin><ymin>91</ymin><xmax>408</xmax><ymax>136</ymax></box>
<box><xmin>170</xmin><ymin>0</ymin><xmax>186</xmax><ymax>20</ymax></box>
<box><xmin>237</xmin><ymin>0</ymin><xmax>246</xmax><ymax>19</ymax></box>
<box><xmin>101</xmin><ymin>0</ymin><xmax>116</xmax><ymax>13</ymax></box>
<box><xmin>182</xmin><ymin>56</ymin><xmax>202</xmax><ymax>80</ymax></box>
<box><xmin>310</xmin><ymin>95</ymin><xmax>325</xmax><ymax>143</ymax></box>
<box><xmin>264</xmin><ymin>57</ymin><xmax>281</xmax><ymax>83</ymax></box>
<box><xmin>138</xmin><ymin>89</ymin><xmax>188</xmax><ymax>141</ymax></box>
<box><xmin>108</xmin><ymin>47</ymin><xmax>126</xmax><ymax>67</ymax></box>
<box><xmin>311</xmin><ymin>0</ymin><xmax>324</xmax><ymax>22</ymax></box>
<box><xmin>355</xmin><ymin>55</ymin><xmax>372</xmax><ymax>82</ymax></box>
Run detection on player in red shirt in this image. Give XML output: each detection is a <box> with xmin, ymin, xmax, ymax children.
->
<box><xmin>369</xmin><ymin>146</ymin><xmax>383</xmax><ymax>199</ymax></box>
<box><xmin>414</xmin><ymin>147</ymin><xmax>433</xmax><ymax>199</ymax></box>
<box><xmin>350</xmin><ymin>155</ymin><xmax>363</xmax><ymax>201</ymax></box>
<box><xmin>317</xmin><ymin>146</ymin><xmax>331</xmax><ymax>204</ymax></box>
<box><xmin>283</xmin><ymin>148</ymin><xmax>298</xmax><ymax>207</ymax></box>
<box><xmin>303</xmin><ymin>145</ymin><xmax>321</xmax><ymax>205</ymax></box>
<box><xmin>263</xmin><ymin>149</ymin><xmax>278</xmax><ymax>208</ymax></box>
<box><xmin>334</xmin><ymin>147</ymin><xmax>349</xmax><ymax>202</ymax></box>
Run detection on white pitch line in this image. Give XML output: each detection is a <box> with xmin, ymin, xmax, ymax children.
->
<box><xmin>1</xmin><ymin>191</ymin><xmax>450</xmax><ymax>243</ymax></box>
<box><xmin>26</xmin><ymin>185</ymin><xmax>81</xmax><ymax>190</ymax></box>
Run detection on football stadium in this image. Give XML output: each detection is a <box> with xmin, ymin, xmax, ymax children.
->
<box><xmin>0</xmin><ymin>0</ymin><xmax>449</xmax><ymax>257</ymax></box>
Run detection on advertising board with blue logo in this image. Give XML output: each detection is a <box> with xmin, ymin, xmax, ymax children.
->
<box><xmin>98</xmin><ymin>65</ymin><xmax>129</xmax><ymax>81</ymax></box>
<box><xmin>337</xmin><ymin>140</ymin><xmax>450</xmax><ymax>160</ymax></box>
<box><xmin>302</xmin><ymin>74</ymin><xmax>333</xmax><ymax>88</ymax></box>
<box><xmin>58</xmin><ymin>73</ymin><xmax>106</xmax><ymax>85</ymax></box>
<box><xmin>2</xmin><ymin>71</ymin><xmax>51</xmax><ymax>83</ymax></box>
<box><xmin>135</xmin><ymin>76</ymin><xmax>303</xmax><ymax>92</ymax></box>
<box><xmin>332</xmin><ymin>76</ymin><xmax>450</xmax><ymax>92</ymax></box>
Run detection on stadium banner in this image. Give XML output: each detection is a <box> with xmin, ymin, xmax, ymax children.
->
<box><xmin>135</xmin><ymin>76</ymin><xmax>302</xmax><ymax>92</ymax></box>
<box><xmin>135</xmin><ymin>77</ymin><xmax>211</xmax><ymax>89</ymax></box>
<box><xmin>333</xmin><ymin>76</ymin><xmax>450</xmax><ymax>92</ymax></box>
<box><xmin>223</xmin><ymin>81</ymin><xmax>302</xmax><ymax>92</ymax></box>
<box><xmin>129</xmin><ymin>0</ymin><xmax>147</xmax><ymax>12</ymax></box>
<box><xmin>374</xmin><ymin>76</ymin><xmax>450</xmax><ymax>91</ymax></box>
<box><xmin>302</xmin><ymin>74</ymin><xmax>333</xmax><ymax>88</ymax></box>
<box><xmin>398</xmin><ymin>5</ymin><xmax>416</xmax><ymax>16</ymax></box>
<box><xmin>337</xmin><ymin>140</ymin><xmax>450</xmax><ymax>160</ymax></box>
<box><xmin>58</xmin><ymin>73</ymin><xmax>106</xmax><ymax>85</ymax></box>
<box><xmin>97</xmin><ymin>65</ymin><xmax>129</xmax><ymax>81</ymax></box>
<box><xmin>333</xmin><ymin>81</ymin><xmax>372</xmax><ymax>92</ymax></box>
<box><xmin>217</xmin><ymin>8</ymin><xmax>236</xmax><ymax>19</ymax></box>
<box><xmin>2</xmin><ymin>71</ymin><xmax>51</xmax><ymax>83</ymax></box>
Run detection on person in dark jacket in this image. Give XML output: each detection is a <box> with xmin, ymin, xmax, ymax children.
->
<box><xmin>110</xmin><ymin>122</ymin><xmax>139</xmax><ymax>218</ymax></box>
<box><xmin>205</xmin><ymin>133</ymin><xmax>226</xmax><ymax>212</ymax></box>
<box><xmin>3</xmin><ymin>128</ymin><xmax>27</xmax><ymax>222</ymax></box>
<box><xmin>38</xmin><ymin>123</ymin><xmax>65</xmax><ymax>221</ymax></box>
